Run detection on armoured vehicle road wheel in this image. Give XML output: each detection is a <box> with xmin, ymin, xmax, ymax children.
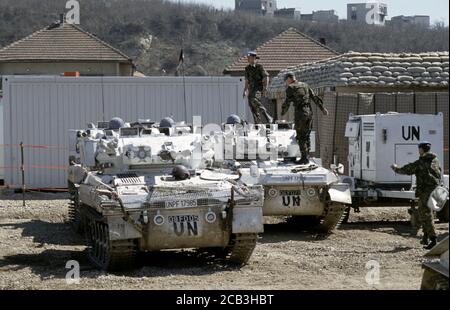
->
<box><xmin>290</xmin><ymin>203</ymin><xmax>347</xmax><ymax>233</ymax></box>
<box><xmin>68</xmin><ymin>181</ymin><xmax>84</xmax><ymax>234</ymax></box>
<box><xmin>228</xmin><ymin>233</ymin><xmax>258</xmax><ymax>266</ymax></box>
<box><xmin>84</xmin><ymin>209</ymin><xmax>137</xmax><ymax>271</ymax></box>
<box><xmin>318</xmin><ymin>203</ymin><xmax>348</xmax><ymax>233</ymax></box>
<box><xmin>421</xmin><ymin>268</ymin><xmax>449</xmax><ymax>290</ymax></box>
<box><xmin>198</xmin><ymin>233</ymin><xmax>258</xmax><ymax>266</ymax></box>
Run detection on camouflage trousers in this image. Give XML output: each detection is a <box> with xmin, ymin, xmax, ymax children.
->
<box><xmin>248</xmin><ymin>95</ymin><xmax>272</xmax><ymax>124</ymax></box>
<box><xmin>295</xmin><ymin>116</ymin><xmax>313</xmax><ymax>157</ymax></box>
<box><xmin>418</xmin><ymin>191</ymin><xmax>436</xmax><ymax>238</ymax></box>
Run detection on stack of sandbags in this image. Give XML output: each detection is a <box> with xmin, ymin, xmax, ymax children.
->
<box><xmin>268</xmin><ymin>52</ymin><xmax>450</xmax><ymax>99</ymax></box>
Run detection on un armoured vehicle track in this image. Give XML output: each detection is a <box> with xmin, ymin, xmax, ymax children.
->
<box><xmin>0</xmin><ymin>193</ymin><xmax>448</xmax><ymax>290</ymax></box>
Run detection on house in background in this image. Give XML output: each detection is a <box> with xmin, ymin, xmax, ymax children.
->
<box><xmin>390</xmin><ymin>15</ymin><xmax>430</xmax><ymax>28</ymax></box>
<box><xmin>0</xmin><ymin>17</ymin><xmax>135</xmax><ymax>78</ymax></box>
<box><xmin>235</xmin><ymin>0</ymin><xmax>277</xmax><ymax>17</ymax></box>
<box><xmin>274</xmin><ymin>8</ymin><xmax>300</xmax><ymax>20</ymax></box>
<box><xmin>223</xmin><ymin>28</ymin><xmax>338</xmax><ymax>78</ymax></box>
<box><xmin>347</xmin><ymin>2</ymin><xmax>388</xmax><ymax>25</ymax></box>
<box><xmin>311</xmin><ymin>10</ymin><xmax>339</xmax><ymax>23</ymax></box>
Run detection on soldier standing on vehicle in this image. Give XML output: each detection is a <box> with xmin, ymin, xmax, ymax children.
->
<box><xmin>243</xmin><ymin>51</ymin><xmax>273</xmax><ymax>124</ymax></box>
<box><xmin>281</xmin><ymin>73</ymin><xmax>329</xmax><ymax>165</ymax></box>
<box><xmin>391</xmin><ymin>142</ymin><xmax>442</xmax><ymax>249</ymax></box>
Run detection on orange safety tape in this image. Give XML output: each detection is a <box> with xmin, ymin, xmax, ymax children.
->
<box><xmin>0</xmin><ymin>185</ymin><xmax>68</xmax><ymax>191</ymax></box>
<box><xmin>0</xmin><ymin>165</ymin><xmax>66</xmax><ymax>170</ymax></box>
<box><xmin>0</xmin><ymin>144</ymin><xmax>67</xmax><ymax>150</ymax></box>
<box><xmin>23</xmin><ymin>144</ymin><xmax>68</xmax><ymax>150</ymax></box>
<box><xmin>29</xmin><ymin>165</ymin><xmax>67</xmax><ymax>170</ymax></box>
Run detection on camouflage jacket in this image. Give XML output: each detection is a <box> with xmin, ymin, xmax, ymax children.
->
<box><xmin>281</xmin><ymin>81</ymin><xmax>325</xmax><ymax>120</ymax></box>
<box><xmin>394</xmin><ymin>152</ymin><xmax>442</xmax><ymax>195</ymax></box>
<box><xmin>245</xmin><ymin>64</ymin><xmax>269</xmax><ymax>93</ymax></box>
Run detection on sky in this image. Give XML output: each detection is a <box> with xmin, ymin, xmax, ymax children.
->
<box><xmin>176</xmin><ymin>0</ymin><xmax>449</xmax><ymax>24</ymax></box>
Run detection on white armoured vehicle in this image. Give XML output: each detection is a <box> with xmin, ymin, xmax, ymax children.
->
<box><xmin>68</xmin><ymin>117</ymin><xmax>264</xmax><ymax>270</ymax></box>
<box><xmin>212</xmin><ymin>117</ymin><xmax>352</xmax><ymax>233</ymax></box>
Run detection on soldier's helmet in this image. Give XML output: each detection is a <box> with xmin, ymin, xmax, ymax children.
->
<box><xmin>284</xmin><ymin>72</ymin><xmax>295</xmax><ymax>81</ymax></box>
<box><xmin>247</xmin><ymin>51</ymin><xmax>260</xmax><ymax>59</ymax></box>
<box><xmin>108</xmin><ymin>117</ymin><xmax>125</xmax><ymax>130</ymax></box>
<box><xmin>160</xmin><ymin>117</ymin><xmax>175</xmax><ymax>128</ymax></box>
<box><xmin>172</xmin><ymin>165</ymin><xmax>190</xmax><ymax>181</ymax></box>
<box><xmin>418</xmin><ymin>141</ymin><xmax>432</xmax><ymax>150</ymax></box>
<box><xmin>226</xmin><ymin>114</ymin><xmax>241</xmax><ymax>125</ymax></box>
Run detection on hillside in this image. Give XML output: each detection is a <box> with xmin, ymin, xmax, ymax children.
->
<box><xmin>0</xmin><ymin>0</ymin><xmax>449</xmax><ymax>76</ymax></box>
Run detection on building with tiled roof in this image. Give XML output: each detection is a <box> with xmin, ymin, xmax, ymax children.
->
<box><xmin>269</xmin><ymin>51</ymin><xmax>450</xmax><ymax>98</ymax></box>
<box><xmin>0</xmin><ymin>18</ymin><xmax>135</xmax><ymax>77</ymax></box>
<box><xmin>223</xmin><ymin>27</ymin><xmax>338</xmax><ymax>77</ymax></box>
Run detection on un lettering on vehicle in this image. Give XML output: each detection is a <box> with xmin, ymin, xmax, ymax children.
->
<box><xmin>168</xmin><ymin>215</ymin><xmax>201</xmax><ymax>237</ymax></box>
<box><xmin>280</xmin><ymin>190</ymin><xmax>302</xmax><ymax>207</ymax></box>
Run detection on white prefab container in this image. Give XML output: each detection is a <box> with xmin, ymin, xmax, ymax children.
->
<box><xmin>346</xmin><ymin>112</ymin><xmax>444</xmax><ymax>184</ymax></box>
<box><xmin>2</xmin><ymin>76</ymin><xmax>246</xmax><ymax>188</ymax></box>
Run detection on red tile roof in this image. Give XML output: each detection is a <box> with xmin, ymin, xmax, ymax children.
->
<box><xmin>0</xmin><ymin>22</ymin><xmax>132</xmax><ymax>63</ymax></box>
<box><xmin>223</xmin><ymin>27</ymin><xmax>338</xmax><ymax>74</ymax></box>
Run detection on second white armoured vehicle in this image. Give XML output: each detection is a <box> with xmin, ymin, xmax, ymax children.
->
<box><xmin>212</xmin><ymin>117</ymin><xmax>352</xmax><ymax>233</ymax></box>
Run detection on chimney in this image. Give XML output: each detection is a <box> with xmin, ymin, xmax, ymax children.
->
<box><xmin>319</xmin><ymin>38</ymin><xmax>327</xmax><ymax>46</ymax></box>
<box><xmin>59</xmin><ymin>13</ymin><xmax>65</xmax><ymax>25</ymax></box>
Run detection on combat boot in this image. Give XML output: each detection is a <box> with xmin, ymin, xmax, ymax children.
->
<box><xmin>297</xmin><ymin>156</ymin><xmax>309</xmax><ymax>165</ymax></box>
<box><xmin>424</xmin><ymin>237</ymin><xmax>437</xmax><ymax>250</ymax></box>
<box><xmin>420</xmin><ymin>234</ymin><xmax>429</xmax><ymax>245</ymax></box>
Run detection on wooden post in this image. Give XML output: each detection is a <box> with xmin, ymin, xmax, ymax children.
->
<box><xmin>20</xmin><ymin>142</ymin><xmax>25</xmax><ymax>207</ymax></box>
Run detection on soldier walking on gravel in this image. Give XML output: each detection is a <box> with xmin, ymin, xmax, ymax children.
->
<box><xmin>243</xmin><ymin>51</ymin><xmax>273</xmax><ymax>124</ymax></box>
<box><xmin>281</xmin><ymin>73</ymin><xmax>329</xmax><ymax>165</ymax></box>
<box><xmin>391</xmin><ymin>142</ymin><xmax>442</xmax><ymax>250</ymax></box>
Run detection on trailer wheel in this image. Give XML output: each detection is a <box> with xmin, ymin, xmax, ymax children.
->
<box><xmin>421</xmin><ymin>268</ymin><xmax>449</xmax><ymax>290</ymax></box>
<box><xmin>437</xmin><ymin>201</ymin><xmax>449</xmax><ymax>223</ymax></box>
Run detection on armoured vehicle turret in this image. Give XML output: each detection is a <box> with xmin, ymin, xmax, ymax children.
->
<box><xmin>212</xmin><ymin>120</ymin><xmax>352</xmax><ymax>233</ymax></box>
<box><xmin>68</xmin><ymin>118</ymin><xmax>264</xmax><ymax>270</ymax></box>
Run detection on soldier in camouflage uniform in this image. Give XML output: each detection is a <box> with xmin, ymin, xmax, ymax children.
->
<box><xmin>243</xmin><ymin>51</ymin><xmax>273</xmax><ymax>124</ymax></box>
<box><xmin>391</xmin><ymin>142</ymin><xmax>442</xmax><ymax>249</ymax></box>
<box><xmin>281</xmin><ymin>73</ymin><xmax>329</xmax><ymax>165</ymax></box>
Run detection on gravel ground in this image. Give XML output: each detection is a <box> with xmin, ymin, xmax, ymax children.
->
<box><xmin>0</xmin><ymin>191</ymin><xmax>448</xmax><ymax>290</ymax></box>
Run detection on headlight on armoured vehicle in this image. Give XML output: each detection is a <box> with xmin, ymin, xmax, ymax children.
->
<box><xmin>137</xmin><ymin>149</ymin><xmax>147</xmax><ymax>160</ymax></box>
<box><xmin>205</xmin><ymin>209</ymin><xmax>217</xmax><ymax>224</ymax></box>
<box><xmin>125</xmin><ymin>148</ymin><xmax>136</xmax><ymax>159</ymax></box>
<box><xmin>153</xmin><ymin>213</ymin><xmax>165</xmax><ymax>226</ymax></box>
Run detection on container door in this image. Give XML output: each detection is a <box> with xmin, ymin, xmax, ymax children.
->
<box><xmin>394</xmin><ymin>144</ymin><xmax>418</xmax><ymax>182</ymax></box>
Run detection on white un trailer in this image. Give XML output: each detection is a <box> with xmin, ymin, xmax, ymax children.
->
<box><xmin>342</xmin><ymin>112</ymin><xmax>449</xmax><ymax>224</ymax></box>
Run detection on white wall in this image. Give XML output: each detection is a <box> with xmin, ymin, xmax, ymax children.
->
<box><xmin>2</xmin><ymin>76</ymin><xmax>247</xmax><ymax>188</ymax></box>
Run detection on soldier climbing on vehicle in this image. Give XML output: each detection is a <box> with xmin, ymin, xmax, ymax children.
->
<box><xmin>281</xmin><ymin>72</ymin><xmax>329</xmax><ymax>165</ymax></box>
